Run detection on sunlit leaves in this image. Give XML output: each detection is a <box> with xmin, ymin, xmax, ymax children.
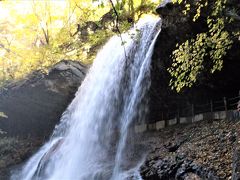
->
<box><xmin>168</xmin><ymin>34</ymin><xmax>207</xmax><ymax>92</ymax></box>
<box><xmin>0</xmin><ymin>0</ymin><xmax>111</xmax><ymax>85</ymax></box>
<box><xmin>0</xmin><ymin>0</ymin><xmax>160</xmax><ymax>86</ymax></box>
<box><xmin>168</xmin><ymin>0</ymin><xmax>234</xmax><ymax>92</ymax></box>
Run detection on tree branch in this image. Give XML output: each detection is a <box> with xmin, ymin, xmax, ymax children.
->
<box><xmin>0</xmin><ymin>43</ymin><xmax>23</xmax><ymax>58</ymax></box>
<box><xmin>108</xmin><ymin>0</ymin><xmax>127</xmax><ymax>60</ymax></box>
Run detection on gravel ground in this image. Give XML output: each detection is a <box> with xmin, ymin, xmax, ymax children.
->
<box><xmin>140</xmin><ymin>119</ymin><xmax>240</xmax><ymax>179</ymax></box>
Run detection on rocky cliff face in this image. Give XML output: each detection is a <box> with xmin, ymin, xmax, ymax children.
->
<box><xmin>149</xmin><ymin>1</ymin><xmax>240</xmax><ymax>122</ymax></box>
<box><xmin>0</xmin><ymin>60</ymin><xmax>88</xmax><ymax>137</ymax></box>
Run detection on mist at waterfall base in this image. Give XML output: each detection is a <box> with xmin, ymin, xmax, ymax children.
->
<box><xmin>11</xmin><ymin>17</ymin><xmax>161</xmax><ymax>180</ymax></box>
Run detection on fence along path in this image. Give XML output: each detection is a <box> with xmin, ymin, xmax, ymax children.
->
<box><xmin>135</xmin><ymin>90</ymin><xmax>240</xmax><ymax>133</ymax></box>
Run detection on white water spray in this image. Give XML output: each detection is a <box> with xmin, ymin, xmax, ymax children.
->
<box><xmin>12</xmin><ymin>16</ymin><xmax>161</xmax><ymax>180</ymax></box>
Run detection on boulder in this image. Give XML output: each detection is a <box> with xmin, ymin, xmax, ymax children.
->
<box><xmin>0</xmin><ymin>60</ymin><xmax>88</xmax><ymax>137</ymax></box>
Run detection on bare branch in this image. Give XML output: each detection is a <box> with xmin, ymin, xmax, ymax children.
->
<box><xmin>108</xmin><ymin>0</ymin><xmax>127</xmax><ymax>59</ymax></box>
<box><xmin>0</xmin><ymin>43</ymin><xmax>23</xmax><ymax>58</ymax></box>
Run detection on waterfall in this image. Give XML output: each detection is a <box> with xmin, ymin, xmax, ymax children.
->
<box><xmin>11</xmin><ymin>16</ymin><xmax>161</xmax><ymax>180</ymax></box>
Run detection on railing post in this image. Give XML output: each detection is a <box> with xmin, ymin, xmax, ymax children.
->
<box><xmin>191</xmin><ymin>104</ymin><xmax>194</xmax><ymax>122</ymax></box>
<box><xmin>224</xmin><ymin>97</ymin><xmax>227</xmax><ymax>112</ymax></box>
<box><xmin>165</xmin><ymin>111</ymin><xmax>169</xmax><ymax>127</ymax></box>
<box><xmin>177</xmin><ymin>108</ymin><xmax>180</xmax><ymax>124</ymax></box>
<box><xmin>210</xmin><ymin>100</ymin><xmax>213</xmax><ymax>112</ymax></box>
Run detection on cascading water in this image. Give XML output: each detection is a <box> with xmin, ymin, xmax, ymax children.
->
<box><xmin>11</xmin><ymin>16</ymin><xmax>161</xmax><ymax>180</ymax></box>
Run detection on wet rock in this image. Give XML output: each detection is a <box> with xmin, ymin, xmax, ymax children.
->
<box><xmin>141</xmin><ymin>155</ymin><xmax>219</xmax><ymax>180</ymax></box>
<box><xmin>184</xmin><ymin>173</ymin><xmax>201</xmax><ymax>180</ymax></box>
<box><xmin>164</xmin><ymin>138</ymin><xmax>188</xmax><ymax>152</ymax></box>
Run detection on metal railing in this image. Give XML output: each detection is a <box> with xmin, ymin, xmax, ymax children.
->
<box><xmin>158</xmin><ymin>91</ymin><xmax>240</xmax><ymax>121</ymax></box>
